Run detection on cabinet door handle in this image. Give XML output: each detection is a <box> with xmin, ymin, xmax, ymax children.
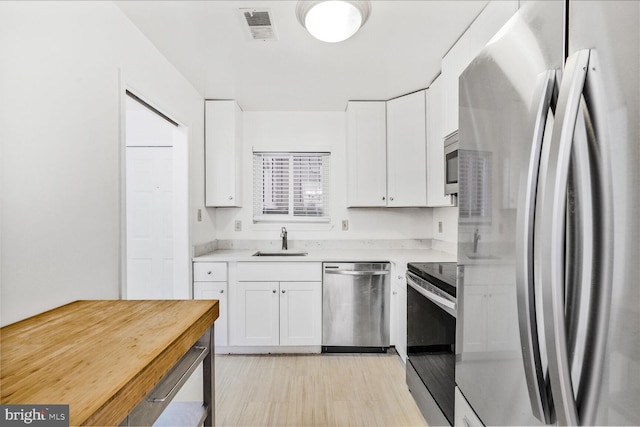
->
<box><xmin>220</xmin><ymin>290</ymin><xmax>224</xmax><ymax>294</ymax></box>
<box><xmin>389</xmin><ymin>197</ymin><xmax>394</xmax><ymax>201</ymax></box>
<box><xmin>207</xmin><ymin>271</ymin><xmax>212</xmax><ymax>275</ymax></box>
<box><xmin>272</xmin><ymin>290</ymin><xmax>276</xmax><ymax>293</ymax></box>
<box><xmin>228</xmin><ymin>196</ymin><xmax>233</xmax><ymax>200</ymax></box>
<box><xmin>382</xmin><ymin>196</ymin><xmax>386</xmax><ymax>201</ymax></box>
<box><xmin>281</xmin><ymin>290</ymin><xmax>286</xmax><ymax>294</ymax></box>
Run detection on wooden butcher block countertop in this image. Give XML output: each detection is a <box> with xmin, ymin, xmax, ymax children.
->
<box><xmin>0</xmin><ymin>300</ymin><xmax>219</xmax><ymax>426</ymax></box>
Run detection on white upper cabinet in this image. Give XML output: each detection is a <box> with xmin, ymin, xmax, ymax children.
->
<box><xmin>386</xmin><ymin>90</ymin><xmax>428</xmax><ymax>207</ymax></box>
<box><xmin>441</xmin><ymin>0</ymin><xmax>519</xmax><ymax>137</ymax></box>
<box><xmin>441</xmin><ymin>31</ymin><xmax>469</xmax><ymax>138</ymax></box>
<box><xmin>346</xmin><ymin>101</ymin><xmax>387</xmax><ymax>207</ymax></box>
<box><xmin>426</xmin><ymin>77</ymin><xmax>454</xmax><ymax>207</ymax></box>
<box><xmin>205</xmin><ymin>100</ymin><xmax>242</xmax><ymax>207</ymax></box>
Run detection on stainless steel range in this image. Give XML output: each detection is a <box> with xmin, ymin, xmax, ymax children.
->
<box><xmin>406</xmin><ymin>262</ymin><xmax>457</xmax><ymax>426</ymax></box>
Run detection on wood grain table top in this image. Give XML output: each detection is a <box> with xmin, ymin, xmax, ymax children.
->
<box><xmin>0</xmin><ymin>300</ymin><xmax>219</xmax><ymax>426</ymax></box>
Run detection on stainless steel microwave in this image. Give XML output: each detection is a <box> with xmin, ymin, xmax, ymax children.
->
<box><xmin>444</xmin><ymin>132</ymin><xmax>459</xmax><ymax>195</ymax></box>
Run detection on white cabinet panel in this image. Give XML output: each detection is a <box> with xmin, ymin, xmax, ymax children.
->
<box><xmin>194</xmin><ymin>282</ymin><xmax>228</xmax><ymax>348</ymax></box>
<box><xmin>346</xmin><ymin>101</ymin><xmax>387</xmax><ymax>207</ymax></box>
<box><xmin>426</xmin><ymin>78</ymin><xmax>454</xmax><ymax>207</ymax></box>
<box><xmin>231</xmin><ymin>281</ymin><xmax>280</xmax><ymax>346</ymax></box>
<box><xmin>279</xmin><ymin>281</ymin><xmax>322</xmax><ymax>346</ymax></box>
<box><xmin>441</xmin><ymin>32</ymin><xmax>470</xmax><ymax>137</ymax></box>
<box><xmin>441</xmin><ymin>0</ymin><xmax>518</xmax><ymax>137</ymax></box>
<box><xmin>386</xmin><ymin>90</ymin><xmax>427</xmax><ymax>207</ymax></box>
<box><xmin>395</xmin><ymin>273</ymin><xmax>408</xmax><ymax>362</ymax></box>
<box><xmin>466</xmin><ymin>1</ymin><xmax>519</xmax><ymax>60</ymax></box>
<box><xmin>205</xmin><ymin>100</ymin><xmax>242</xmax><ymax>207</ymax></box>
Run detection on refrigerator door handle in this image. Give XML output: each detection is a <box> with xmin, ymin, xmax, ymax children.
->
<box><xmin>571</xmin><ymin>50</ymin><xmax>614</xmax><ymax>427</ymax></box>
<box><xmin>540</xmin><ymin>49</ymin><xmax>614</xmax><ymax>426</ymax></box>
<box><xmin>539</xmin><ymin>49</ymin><xmax>590</xmax><ymax>426</ymax></box>
<box><xmin>515</xmin><ymin>69</ymin><xmax>556</xmax><ymax>424</ymax></box>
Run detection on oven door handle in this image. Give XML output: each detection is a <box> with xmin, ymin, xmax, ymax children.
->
<box><xmin>407</xmin><ymin>275</ymin><xmax>456</xmax><ymax>317</ymax></box>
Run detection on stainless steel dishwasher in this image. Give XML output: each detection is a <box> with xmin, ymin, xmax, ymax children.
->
<box><xmin>322</xmin><ymin>262</ymin><xmax>391</xmax><ymax>352</ymax></box>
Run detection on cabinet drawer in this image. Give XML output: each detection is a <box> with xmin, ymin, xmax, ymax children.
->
<box><xmin>237</xmin><ymin>262</ymin><xmax>321</xmax><ymax>282</ymax></box>
<box><xmin>193</xmin><ymin>262</ymin><xmax>227</xmax><ymax>281</ymax></box>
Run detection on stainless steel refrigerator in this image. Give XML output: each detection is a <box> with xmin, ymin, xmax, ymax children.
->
<box><xmin>456</xmin><ymin>1</ymin><xmax>639</xmax><ymax>425</ymax></box>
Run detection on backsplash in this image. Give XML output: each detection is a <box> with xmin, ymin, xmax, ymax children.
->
<box><xmin>210</xmin><ymin>239</ymin><xmax>431</xmax><ymax>250</ymax></box>
<box><xmin>192</xmin><ymin>240</ymin><xmax>218</xmax><ymax>257</ymax></box>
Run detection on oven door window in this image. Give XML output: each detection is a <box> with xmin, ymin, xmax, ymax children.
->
<box><xmin>407</xmin><ymin>284</ymin><xmax>456</xmax><ymax>424</ymax></box>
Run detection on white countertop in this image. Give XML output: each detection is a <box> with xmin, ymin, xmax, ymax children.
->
<box><xmin>193</xmin><ymin>248</ymin><xmax>457</xmax><ymax>268</ymax></box>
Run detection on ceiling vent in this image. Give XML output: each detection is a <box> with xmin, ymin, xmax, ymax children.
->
<box><xmin>240</xmin><ymin>8</ymin><xmax>278</xmax><ymax>41</ymax></box>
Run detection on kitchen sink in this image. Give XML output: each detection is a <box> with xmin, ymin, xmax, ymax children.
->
<box><xmin>252</xmin><ymin>251</ymin><xmax>309</xmax><ymax>257</ymax></box>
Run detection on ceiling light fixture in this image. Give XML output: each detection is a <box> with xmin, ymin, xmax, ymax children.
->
<box><xmin>296</xmin><ymin>0</ymin><xmax>371</xmax><ymax>43</ymax></box>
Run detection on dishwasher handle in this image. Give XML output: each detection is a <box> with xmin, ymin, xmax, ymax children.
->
<box><xmin>324</xmin><ymin>270</ymin><xmax>390</xmax><ymax>276</ymax></box>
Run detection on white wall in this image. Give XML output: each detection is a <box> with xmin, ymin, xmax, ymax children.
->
<box><xmin>0</xmin><ymin>1</ymin><xmax>211</xmax><ymax>326</ymax></box>
<box><xmin>214</xmin><ymin>111</ymin><xmax>433</xmax><ymax>241</ymax></box>
<box><xmin>433</xmin><ymin>207</ymin><xmax>459</xmax><ymax>243</ymax></box>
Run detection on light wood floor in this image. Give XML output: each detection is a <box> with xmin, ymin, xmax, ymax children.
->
<box><xmin>215</xmin><ymin>352</ymin><xmax>427</xmax><ymax>427</ymax></box>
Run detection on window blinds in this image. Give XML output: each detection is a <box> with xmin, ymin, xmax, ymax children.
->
<box><xmin>253</xmin><ymin>152</ymin><xmax>330</xmax><ymax>222</ymax></box>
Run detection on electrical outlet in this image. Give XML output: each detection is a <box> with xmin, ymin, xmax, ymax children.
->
<box><xmin>234</xmin><ymin>220</ymin><xmax>242</xmax><ymax>232</ymax></box>
<box><xmin>341</xmin><ymin>220</ymin><xmax>349</xmax><ymax>231</ymax></box>
<box><xmin>197</xmin><ymin>209</ymin><xmax>202</xmax><ymax>222</ymax></box>
<box><xmin>438</xmin><ymin>221</ymin><xmax>443</xmax><ymax>233</ymax></box>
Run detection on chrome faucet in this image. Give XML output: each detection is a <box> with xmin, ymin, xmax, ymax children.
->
<box><xmin>473</xmin><ymin>229</ymin><xmax>481</xmax><ymax>253</ymax></box>
<box><xmin>280</xmin><ymin>227</ymin><xmax>288</xmax><ymax>250</ymax></box>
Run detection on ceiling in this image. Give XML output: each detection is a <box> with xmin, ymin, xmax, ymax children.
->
<box><xmin>116</xmin><ymin>0</ymin><xmax>489</xmax><ymax>111</ymax></box>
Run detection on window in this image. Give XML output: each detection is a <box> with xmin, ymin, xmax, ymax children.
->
<box><xmin>253</xmin><ymin>152</ymin><xmax>330</xmax><ymax>223</ymax></box>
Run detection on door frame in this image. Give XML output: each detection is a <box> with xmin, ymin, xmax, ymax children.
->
<box><xmin>119</xmin><ymin>81</ymin><xmax>190</xmax><ymax>300</ymax></box>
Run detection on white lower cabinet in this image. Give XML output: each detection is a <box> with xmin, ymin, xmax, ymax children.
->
<box><xmin>230</xmin><ymin>281</ymin><xmax>322</xmax><ymax>347</ymax></box>
<box><xmin>192</xmin><ymin>262</ymin><xmax>228</xmax><ymax>351</ymax></box>
<box><xmin>230</xmin><ymin>262</ymin><xmax>322</xmax><ymax>349</ymax></box>
<box><xmin>193</xmin><ymin>282</ymin><xmax>228</xmax><ymax>348</ymax></box>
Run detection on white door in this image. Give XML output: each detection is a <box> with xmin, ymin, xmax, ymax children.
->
<box><xmin>124</xmin><ymin>93</ymin><xmax>189</xmax><ymax>300</ymax></box>
<box><xmin>279</xmin><ymin>281</ymin><xmax>321</xmax><ymax>346</ymax></box>
<box><xmin>126</xmin><ymin>147</ymin><xmax>173</xmax><ymax>299</ymax></box>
